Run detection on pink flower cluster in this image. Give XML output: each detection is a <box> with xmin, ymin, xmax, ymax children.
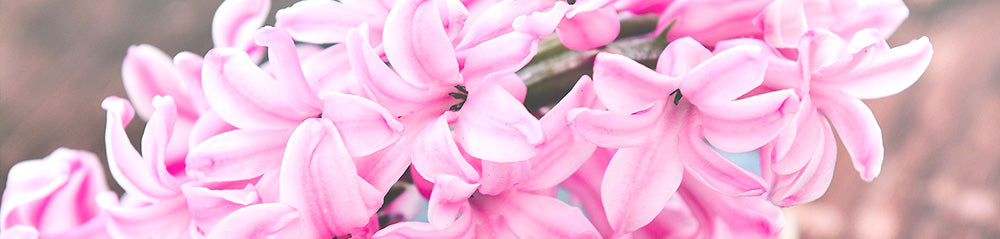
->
<box><xmin>1</xmin><ymin>0</ymin><xmax>932</xmax><ymax>238</ymax></box>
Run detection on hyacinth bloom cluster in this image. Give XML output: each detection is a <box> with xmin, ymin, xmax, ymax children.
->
<box><xmin>0</xmin><ymin>0</ymin><xmax>932</xmax><ymax>238</ymax></box>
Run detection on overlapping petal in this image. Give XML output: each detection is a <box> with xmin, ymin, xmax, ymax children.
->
<box><xmin>278</xmin><ymin>118</ymin><xmax>383</xmax><ymax>238</ymax></box>
<box><xmin>454</xmin><ymin>84</ymin><xmax>544</xmax><ymax>163</ymax></box>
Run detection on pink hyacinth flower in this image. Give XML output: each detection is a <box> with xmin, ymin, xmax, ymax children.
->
<box><xmin>713</xmin><ymin>28</ymin><xmax>932</xmax><ymax>205</ymax></box>
<box><xmin>0</xmin><ymin>149</ymin><xmax>111</xmax><ymax>239</ymax></box>
<box><xmin>569</xmin><ymin>37</ymin><xmax>799</xmax><ymax>235</ymax></box>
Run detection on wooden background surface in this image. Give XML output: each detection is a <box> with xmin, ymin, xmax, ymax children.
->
<box><xmin>1</xmin><ymin>0</ymin><xmax>996</xmax><ymax>238</ymax></box>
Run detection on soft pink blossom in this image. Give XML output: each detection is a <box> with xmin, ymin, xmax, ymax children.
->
<box><xmin>569</xmin><ymin>37</ymin><xmax>799</xmax><ymax>235</ymax></box>
<box><xmin>0</xmin><ymin>149</ymin><xmax>111</xmax><ymax>239</ymax></box>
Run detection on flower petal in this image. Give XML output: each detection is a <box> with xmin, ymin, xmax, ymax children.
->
<box><xmin>678</xmin><ymin>117</ymin><xmax>767</xmax><ymax>197</ymax></box>
<box><xmin>254</xmin><ymin>27</ymin><xmax>322</xmax><ymax>107</ymax></box>
<box><xmin>472</xmin><ymin>192</ymin><xmax>601</xmax><ymax>238</ymax></box>
<box><xmin>278</xmin><ymin>118</ymin><xmax>383</xmax><ymax>238</ymax></box>
<box><xmin>374</xmin><ymin>203</ymin><xmax>475</xmax><ymax>239</ymax></box>
<box><xmin>697</xmin><ymin>89</ymin><xmax>799</xmax><ymax>153</ymax></box>
<box><xmin>680</xmin><ymin>45</ymin><xmax>767</xmax><ymax>106</ymax></box>
<box><xmin>519</xmin><ymin>77</ymin><xmax>600</xmax><ymax>191</ymax></box>
<box><xmin>556</xmin><ymin>6</ymin><xmax>619</xmax><ymax>50</ymax></box>
<box><xmin>833</xmin><ymin>36</ymin><xmax>933</xmax><ymax>99</ymax></box>
<box><xmin>321</xmin><ymin>92</ymin><xmax>403</xmax><ymax>157</ymax></box>
<box><xmin>814</xmin><ymin>90</ymin><xmax>883</xmax><ymax>181</ymax></box>
<box><xmin>593</xmin><ymin>52</ymin><xmax>678</xmax><ymax>114</ymax></box>
<box><xmin>181</xmin><ymin>184</ymin><xmax>261</xmax><ymax>233</ymax></box>
<box><xmin>567</xmin><ymin>104</ymin><xmax>662</xmax><ymax>149</ymax></box>
<box><xmin>459</xmin><ymin>32</ymin><xmax>538</xmax><ymax>84</ymax></box>
<box><xmin>121</xmin><ymin>45</ymin><xmax>187</xmax><ymax>120</ymax></box>
<box><xmin>346</xmin><ymin>25</ymin><xmax>451</xmax><ymax>116</ymax></box>
<box><xmin>766</xmin><ymin>116</ymin><xmax>836</xmax><ymax>207</ymax></box>
<box><xmin>454</xmin><ymin>84</ymin><xmax>544</xmax><ymax>163</ymax></box>
<box><xmin>412</xmin><ymin>113</ymin><xmax>481</xmax><ymax>184</ymax></box>
<box><xmin>275</xmin><ymin>0</ymin><xmax>379</xmax><ymax>44</ymax></box>
<box><xmin>204</xmin><ymin>203</ymin><xmax>302</xmax><ymax>239</ymax></box>
<box><xmin>185</xmin><ymin>129</ymin><xmax>290</xmax><ymax>182</ymax></box>
<box><xmin>201</xmin><ymin>48</ymin><xmax>319</xmax><ymax>129</ymax></box>
<box><xmin>101</xmin><ymin>97</ymin><xmax>176</xmax><ymax>200</ymax></box>
<box><xmin>97</xmin><ymin>192</ymin><xmax>191</xmax><ymax>239</ymax></box>
<box><xmin>477</xmin><ymin>160</ymin><xmax>530</xmax><ymax>196</ymax></box>
<box><xmin>212</xmin><ymin>0</ymin><xmax>269</xmax><ymax>57</ymax></box>
<box><xmin>383</xmin><ymin>0</ymin><xmax>461</xmax><ymax>87</ymax></box>
<box><xmin>602</xmin><ymin>144</ymin><xmax>683</xmax><ymax>235</ymax></box>
<box><xmin>655</xmin><ymin>37</ymin><xmax>714</xmax><ymax>77</ymax></box>
<box><xmin>601</xmin><ymin>110</ymin><xmax>684</xmax><ymax>234</ymax></box>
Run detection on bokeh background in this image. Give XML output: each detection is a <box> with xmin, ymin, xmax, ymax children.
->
<box><xmin>1</xmin><ymin>0</ymin><xmax>996</xmax><ymax>238</ymax></box>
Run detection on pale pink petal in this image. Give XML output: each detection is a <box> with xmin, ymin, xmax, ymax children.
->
<box><xmin>472</xmin><ymin>192</ymin><xmax>601</xmax><ymax>238</ymax></box>
<box><xmin>456</xmin><ymin>0</ymin><xmax>554</xmax><ymax>50</ymax></box>
<box><xmin>425</xmin><ymin>175</ymin><xmax>479</xmax><ymax>226</ymax></box>
<box><xmin>602</xmin><ymin>144</ymin><xmax>684</xmax><ymax>235</ymax></box>
<box><xmin>678</xmin><ymin>118</ymin><xmax>767</xmax><ymax>197</ymax></box>
<box><xmin>512</xmin><ymin>2</ymin><xmax>570</xmax><ymax>38</ymax></box>
<box><xmin>519</xmin><ymin>77</ymin><xmax>600</xmax><ymax>191</ymax></box>
<box><xmin>680</xmin><ymin>45</ymin><xmax>767</xmax><ymax>106</ymax></box>
<box><xmin>346</xmin><ymin>25</ymin><xmax>452</xmax><ymax>116</ymax></box>
<box><xmin>121</xmin><ymin>45</ymin><xmax>187</xmax><ymax>120</ymax></box>
<box><xmin>832</xmin><ymin>36</ymin><xmax>933</xmax><ymax>99</ymax></box>
<box><xmin>697</xmin><ymin>89</ymin><xmax>799</xmax><ymax>153</ymax></box>
<box><xmin>383</xmin><ymin>0</ymin><xmax>462</xmax><ymax>87</ymax></box>
<box><xmin>459</xmin><ymin>32</ymin><xmax>538</xmax><ymax>83</ymax></box>
<box><xmin>434</xmin><ymin>0</ymin><xmax>471</xmax><ymax>40</ymax></box>
<box><xmin>613</xmin><ymin>0</ymin><xmax>670</xmax><ymax>15</ymax></box>
<box><xmin>814</xmin><ymin>90</ymin><xmax>883</xmax><ymax>181</ymax></box>
<box><xmin>205</xmin><ymin>203</ymin><xmax>302</xmax><ymax>239</ymax></box>
<box><xmin>768</xmin><ymin>101</ymin><xmax>823</xmax><ymax>174</ymax></box>
<box><xmin>755</xmin><ymin>0</ymin><xmax>807</xmax><ymax>48</ymax></box>
<box><xmin>593</xmin><ymin>52</ymin><xmax>677</xmax><ymax>114</ymax></box>
<box><xmin>567</xmin><ymin>105</ymin><xmax>663</xmax><ymax>149</ymax></box>
<box><xmin>631</xmin><ymin>195</ymin><xmax>700</xmax><ymax>239</ymax></box>
<box><xmin>675</xmin><ymin>171</ymin><xmax>784</xmax><ymax>238</ymax></box>
<box><xmin>566</xmin><ymin>0</ymin><xmax>616</xmax><ymax>17</ymax></box>
<box><xmin>96</xmin><ymin>193</ymin><xmax>191</xmax><ymax>239</ymax></box>
<box><xmin>211</xmin><ymin>0</ymin><xmax>269</xmax><ymax>57</ymax></box>
<box><xmin>660</xmin><ymin>0</ymin><xmax>771</xmax><ymax>47</ymax></box>
<box><xmin>181</xmin><ymin>184</ymin><xmax>261</xmax><ymax>233</ymax></box>
<box><xmin>173</xmin><ymin>51</ymin><xmax>211</xmax><ymax>116</ymax></box>
<box><xmin>477</xmin><ymin>160</ymin><xmax>530</xmax><ymax>195</ymax></box>
<box><xmin>0</xmin><ymin>225</ymin><xmax>38</xmax><ymax>239</ymax></box>
<box><xmin>454</xmin><ymin>84</ymin><xmax>544</xmax><ymax>163</ymax></box>
<box><xmin>201</xmin><ymin>48</ymin><xmax>319</xmax><ymax>129</ymax></box>
<box><xmin>186</xmin><ymin>110</ymin><xmax>236</xmax><ymax>148</ymax></box>
<box><xmin>0</xmin><ymin>149</ymin><xmax>108</xmax><ymax>236</ymax></box>
<box><xmin>412</xmin><ymin>113</ymin><xmax>481</xmax><ymax>184</ymax></box>
<box><xmin>254</xmin><ymin>27</ymin><xmax>322</xmax><ymax>107</ymax></box>
<box><xmin>556</xmin><ymin>6</ymin><xmax>620</xmax><ymax>50</ymax></box>
<box><xmin>140</xmin><ymin>96</ymin><xmax>184</xmax><ymax>190</ymax></box>
<box><xmin>320</xmin><ymin>92</ymin><xmax>404</xmax><ymax>157</ymax></box>
<box><xmin>300</xmin><ymin>44</ymin><xmax>357</xmax><ymax>95</ymax></box>
<box><xmin>602</xmin><ymin>111</ymin><xmax>684</xmax><ymax>234</ymax></box>
<box><xmin>275</xmin><ymin>0</ymin><xmax>373</xmax><ymax>44</ymax></box>
<box><xmin>101</xmin><ymin>97</ymin><xmax>176</xmax><ymax>200</ymax></box>
<box><xmin>278</xmin><ymin>118</ymin><xmax>383</xmax><ymax>238</ymax></box>
<box><xmin>185</xmin><ymin>129</ymin><xmax>290</xmax><ymax>182</ymax></box>
<box><xmin>766</xmin><ymin>116</ymin><xmax>836</xmax><ymax>207</ymax></box>
<box><xmin>374</xmin><ymin>203</ymin><xmax>475</xmax><ymax>239</ymax></box>
<box><xmin>354</xmin><ymin>129</ymin><xmax>424</xmax><ymax>194</ymax></box>
<box><xmin>655</xmin><ymin>37</ymin><xmax>714</xmax><ymax>77</ymax></box>
<box><xmin>560</xmin><ymin>148</ymin><xmax>615</xmax><ymax>237</ymax></box>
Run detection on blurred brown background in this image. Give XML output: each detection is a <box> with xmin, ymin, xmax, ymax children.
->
<box><xmin>0</xmin><ymin>0</ymin><xmax>996</xmax><ymax>238</ymax></box>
